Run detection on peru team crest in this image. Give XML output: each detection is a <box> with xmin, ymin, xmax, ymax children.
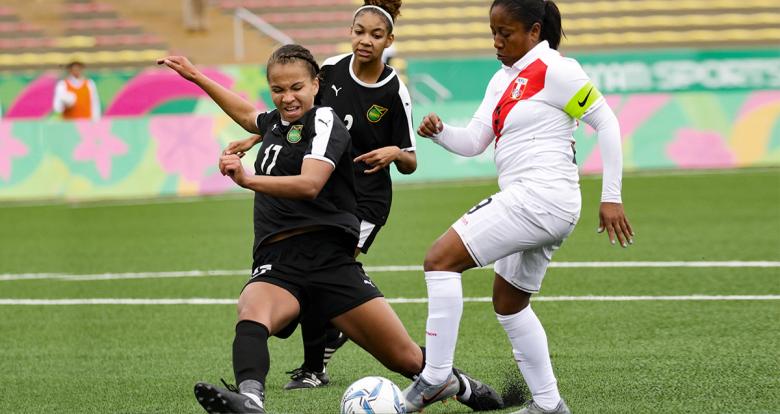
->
<box><xmin>287</xmin><ymin>125</ymin><xmax>303</xmax><ymax>143</ymax></box>
<box><xmin>511</xmin><ymin>77</ymin><xmax>528</xmax><ymax>100</ymax></box>
<box><xmin>366</xmin><ymin>104</ymin><xmax>388</xmax><ymax>123</ymax></box>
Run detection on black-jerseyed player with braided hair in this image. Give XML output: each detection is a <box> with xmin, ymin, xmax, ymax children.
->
<box><xmin>158</xmin><ymin>45</ymin><xmax>502</xmax><ymax>413</ymax></box>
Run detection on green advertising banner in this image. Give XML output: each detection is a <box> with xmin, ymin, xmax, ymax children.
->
<box><xmin>407</xmin><ymin>49</ymin><xmax>780</xmax><ymax>100</ymax></box>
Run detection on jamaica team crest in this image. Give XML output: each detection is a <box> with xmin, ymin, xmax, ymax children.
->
<box><xmin>366</xmin><ymin>104</ymin><xmax>388</xmax><ymax>123</ymax></box>
<box><xmin>287</xmin><ymin>125</ymin><xmax>303</xmax><ymax>143</ymax></box>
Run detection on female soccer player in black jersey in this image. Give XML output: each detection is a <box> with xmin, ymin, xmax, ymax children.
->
<box><xmin>221</xmin><ymin>0</ymin><xmax>417</xmax><ymax>391</ymax></box>
<box><xmin>158</xmin><ymin>45</ymin><xmax>501</xmax><ymax>414</ymax></box>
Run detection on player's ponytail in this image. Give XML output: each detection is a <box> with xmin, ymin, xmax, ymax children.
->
<box><xmin>491</xmin><ymin>0</ymin><xmax>565</xmax><ymax>50</ymax></box>
<box><xmin>540</xmin><ymin>0</ymin><xmax>563</xmax><ymax>50</ymax></box>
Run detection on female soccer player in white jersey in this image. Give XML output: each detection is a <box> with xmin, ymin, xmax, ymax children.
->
<box><xmin>402</xmin><ymin>1</ymin><xmax>634</xmax><ymax>413</ymax></box>
<box><xmin>158</xmin><ymin>45</ymin><xmax>501</xmax><ymax>414</ymax></box>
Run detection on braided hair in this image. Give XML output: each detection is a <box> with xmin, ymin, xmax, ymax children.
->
<box><xmin>266</xmin><ymin>44</ymin><xmax>320</xmax><ymax>80</ymax></box>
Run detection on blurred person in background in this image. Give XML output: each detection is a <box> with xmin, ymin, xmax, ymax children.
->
<box><xmin>52</xmin><ymin>61</ymin><xmax>101</xmax><ymax>121</ymax></box>
<box><xmin>403</xmin><ymin>0</ymin><xmax>633</xmax><ymax>413</ymax></box>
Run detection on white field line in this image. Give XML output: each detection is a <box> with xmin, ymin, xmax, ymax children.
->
<box><xmin>1</xmin><ymin>261</ymin><xmax>779</xmax><ymax>282</ymax></box>
<box><xmin>0</xmin><ymin>295</ymin><xmax>779</xmax><ymax>306</ymax></box>
<box><xmin>0</xmin><ymin>261</ymin><xmax>780</xmax><ymax>282</ymax></box>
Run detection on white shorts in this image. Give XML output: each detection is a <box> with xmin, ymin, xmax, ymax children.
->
<box><xmin>356</xmin><ymin>220</ymin><xmax>382</xmax><ymax>253</ymax></box>
<box><xmin>451</xmin><ymin>184</ymin><xmax>577</xmax><ymax>293</ymax></box>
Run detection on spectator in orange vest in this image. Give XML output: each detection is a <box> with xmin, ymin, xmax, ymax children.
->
<box><xmin>52</xmin><ymin>61</ymin><xmax>101</xmax><ymax>121</ymax></box>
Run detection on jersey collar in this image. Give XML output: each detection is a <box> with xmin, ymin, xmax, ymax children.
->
<box><xmin>348</xmin><ymin>54</ymin><xmax>397</xmax><ymax>89</ymax></box>
<box><xmin>503</xmin><ymin>40</ymin><xmax>554</xmax><ymax>73</ymax></box>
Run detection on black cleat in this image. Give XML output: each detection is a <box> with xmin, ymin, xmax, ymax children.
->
<box><xmin>453</xmin><ymin>368</ymin><xmax>505</xmax><ymax>411</ymax></box>
<box><xmin>283</xmin><ymin>367</ymin><xmax>329</xmax><ymax>390</ymax></box>
<box><xmin>194</xmin><ymin>381</ymin><xmax>265</xmax><ymax>413</ymax></box>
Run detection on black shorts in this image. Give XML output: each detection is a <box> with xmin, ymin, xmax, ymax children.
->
<box><xmin>357</xmin><ymin>219</ymin><xmax>383</xmax><ymax>254</ymax></box>
<box><xmin>247</xmin><ymin>229</ymin><xmax>383</xmax><ymax>338</ymax></box>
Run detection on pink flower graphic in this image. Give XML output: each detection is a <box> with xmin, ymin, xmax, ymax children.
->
<box><xmin>150</xmin><ymin>115</ymin><xmax>220</xmax><ymax>181</ymax></box>
<box><xmin>0</xmin><ymin>123</ymin><xmax>29</xmax><ymax>180</ymax></box>
<box><xmin>667</xmin><ymin>129</ymin><xmax>735</xmax><ymax>169</ymax></box>
<box><xmin>72</xmin><ymin>120</ymin><xmax>129</xmax><ymax>180</ymax></box>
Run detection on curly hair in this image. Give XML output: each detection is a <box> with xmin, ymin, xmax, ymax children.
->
<box><xmin>355</xmin><ymin>0</ymin><xmax>402</xmax><ymax>33</ymax></box>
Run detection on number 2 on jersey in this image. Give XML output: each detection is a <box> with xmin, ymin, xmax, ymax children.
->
<box><xmin>260</xmin><ymin>144</ymin><xmax>282</xmax><ymax>174</ymax></box>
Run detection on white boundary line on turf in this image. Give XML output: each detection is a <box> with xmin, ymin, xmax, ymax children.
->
<box><xmin>0</xmin><ymin>295</ymin><xmax>779</xmax><ymax>305</ymax></box>
<box><xmin>1</xmin><ymin>261</ymin><xmax>779</xmax><ymax>282</ymax></box>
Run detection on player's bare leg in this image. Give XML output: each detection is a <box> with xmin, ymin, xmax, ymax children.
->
<box><xmin>195</xmin><ymin>283</ymin><xmax>300</xmax><ymax>414</ymax></box>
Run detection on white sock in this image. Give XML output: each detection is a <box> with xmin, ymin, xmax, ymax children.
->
<box><xmin>420</xmin><ymin>271</ymin><xmax>463</xmax><ymax>385</ymax></box>
<box><xmin>496</xmin><ymin>307</ymin><xmax>561</xmax><ymax>411</ymax></box>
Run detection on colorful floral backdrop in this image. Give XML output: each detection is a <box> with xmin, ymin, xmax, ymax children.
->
<box><xmin>1</xmin><ymin>53</ymin><xmax>778</xmax><ymax>201</ymax></box>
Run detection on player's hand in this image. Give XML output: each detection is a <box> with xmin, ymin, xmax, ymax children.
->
<box><xmin>417</xmin><ymin>113</ymin><xmax>443</xmax><ymax>138</ymax></box>
<box><xmin>598</xmin><ymin>202</ymin><xmax>634</xmax><ymax>248</ymax></box>
<box><xmin>157</xmin><ymin>56</ymin><xmax>200</xmax><ymax>82</ymax></box>
<box><xmin>219</xmin><ymin>154</ymin><xmax>247</xmax><ymax>186</ymax></box>
<box><xmin>354</xmin><ymin>146</ymin><xmax>401</xmax><ymax>174</ymax></box>
<box><xmin>221</xmin><ymin>135</ymin><xmax>260</xmax><ymax>169</ymax></box>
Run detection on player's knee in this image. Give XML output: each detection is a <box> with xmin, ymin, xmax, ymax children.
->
<box><xmin>386</xmin><ymin>343</ymin><xmax>423</xmax><ymax>376</ymax></box>
<box><xmin>423</xmin><ymin>244</ymin><xmax>454</xmax><ymax>271</ymax></box>
<box><xmin>237</xmin><ymin>304</ymin><xmax>267</xmax><ymax>327</ymax></box>
<box><xmin>492</xmin><ymin>292</ymin><xmax>531</xmax><ymax>315</ymax></box>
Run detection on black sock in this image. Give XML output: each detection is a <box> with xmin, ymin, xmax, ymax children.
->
<box><xmin>233</xmin><ymin>320</ymin><xmax>270</xmax><ymax>387</ymax></box>
<box><xmin>301</xmin><ymin>322</ymin><xmax>326</xmax><ymax>373</ymax></box>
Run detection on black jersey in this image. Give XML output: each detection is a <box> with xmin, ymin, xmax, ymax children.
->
<box><xmin>251</xmin><ymin>107</ymin><xmax>359</xmax><ymax>257</ymax></box>
<box><xmin>317</xmin><ymin>53</ymin><xmax>415</xmax><ymax>226</ymax></box>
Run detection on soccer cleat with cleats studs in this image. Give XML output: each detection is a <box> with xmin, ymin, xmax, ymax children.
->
<box><xmin>401</xmin><ymin>372</ymin><xmax>460</xmax><ymax>413</ymax></box>
<box><xmin>510</xmin><ymin>399</ymin><xmax>571</xmax><ymax>414</ymax></box>
<box><xmin>453</xmin><ymin>368</ymin><xmax>504</xmax><ymax>411</ymax></box>
<box><xmin>283</xmin><ymin>366</ymin><xmax>329</xmax><ymax>390</ymax></box>
<box><xmin>193</xmin><ymin>380</ymin><xmax>265</xmax><ymax>413</ymax></box>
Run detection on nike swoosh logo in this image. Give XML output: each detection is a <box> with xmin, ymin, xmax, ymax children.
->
<box><xmin>578</xmin><ymin>87</ymin><xmax>593</xmax><ymax>107</ymax></box>
<box><xmin>421</xmin><ymin>379</ymin><xmax>456</xmax><ymax>405</ymax></box>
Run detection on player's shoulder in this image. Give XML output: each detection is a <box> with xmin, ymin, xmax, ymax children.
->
<box><xmin>321</xmin><ymin>53</ymin><xmax>352</xmax><ymax>68</ymax></box>
<box><xmin>257</xmin><ymin>109</ymin><xmax>281</xmax><ymax>130</ymax></box>
<box><xmin>543</xmin><ymin>52</ymin><xmax>588</xmax><ymax>81</ymax></box>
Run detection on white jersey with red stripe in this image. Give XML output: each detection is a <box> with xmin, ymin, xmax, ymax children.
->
<box><xmin>472</xmin><ymin>41</ymin><xmax>604</xmax><ymax>223</ymax></box>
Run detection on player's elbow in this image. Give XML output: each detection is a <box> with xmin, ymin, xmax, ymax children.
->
<box><xmin>298</xmin><ymin>181</ymin><xmax>323</xmax><ymax>200</ymax></box>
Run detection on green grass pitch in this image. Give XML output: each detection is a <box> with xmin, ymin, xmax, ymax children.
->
<box><xmin>1</xmin><ymin>169</ymin><xmax>778</xmax><ymax>413</ymax></box>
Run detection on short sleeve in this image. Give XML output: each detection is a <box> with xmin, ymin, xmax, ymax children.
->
<box><xmin>546</xmin><ymin>58</ymin><xmax>604</xmax><ymax>119</ymax></box>
<box><xmin>256</xmin><ymin>111</ymin><xmax>273</xmax><ymax>136</ymax></box>
<box><xmin>473</xmin><ymin>69</ymin><xmax>505</xmax><ymax>128</ymax></box>
<box><xmin>390</xmin><ymin>80</ymin><xmax>416</xmax><ymax>151</ymax></box>
<box><xmin>304</xmin><ymin>107</ymin><xmax>350</xmax><ymax>168</ymax></box>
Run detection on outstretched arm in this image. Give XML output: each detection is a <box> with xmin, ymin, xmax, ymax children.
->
<box><xmin>354</xmin><ymin>147</ymin><xmax>417</xmax><ymax>175</ymax></box>
<box><xmin>582</xmin><ymin>103</ymin><xmax>634</xmax><ymax>247</ymax></box>
<box><xmin>418</xmin><ymin>113</ymin><xmax>494</xmax><ymax>157</ymax></box>
<box><xmin>158</xmin><ymin>56</ymin><xmax>260</xmax><ymax>134</ymax></box>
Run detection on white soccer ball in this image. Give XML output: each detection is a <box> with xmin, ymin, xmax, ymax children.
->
<box><xmin>340</xmin><ymin>376</ymin><xmax>406</xmax><ymax>414</ymax></box>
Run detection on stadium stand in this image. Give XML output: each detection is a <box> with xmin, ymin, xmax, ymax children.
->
<box><xmin>0</xmin><ymin>0</ymin><xmax>168</xmax><ymax>71</ymax></box>
<box><xmin>217</xmin><ymin>0</ymin><xmax>780</xmax><ymax>58</ymax></box>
